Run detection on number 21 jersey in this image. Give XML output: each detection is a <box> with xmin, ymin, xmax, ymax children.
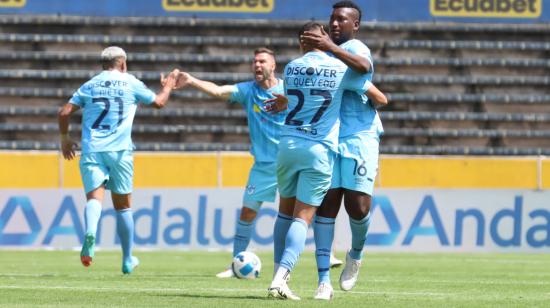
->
<box><xmin>69</xmin><ymin>70</ymin><xmax>156</xmax><ymax>153</ymax></box>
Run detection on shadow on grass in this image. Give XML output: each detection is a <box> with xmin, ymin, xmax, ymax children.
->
<box><xmin>154</xmin><ymin>292</ymin><xmax>272</xmax><ymax>301</ymax></box>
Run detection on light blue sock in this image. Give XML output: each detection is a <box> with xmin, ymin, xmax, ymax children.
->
<box><xmin>314</xmin><ymin>215</ymin><xmax>335</xmax><ymax>284</ymax></box>
<box><xmin>84</xmin><ymin>199</ymin><xmax>102</xmax><ymax>236</ymax></box>
<box><xmin>233</xmin><ymin>219</ymin><xmax>253</xmax><ymax>257</ymax></box>
<box><xmin>273</xmin><ymin>212</ymin><xmax>293</xmax><ymax>265</ymax></box>
<box><xmin>349</xmin><ymin>214</ymin><xmax>371</xmax><ymax>260</ymax></box>
<box><xmin>280</xmin><ymin>218</ymin><xmax>308</xmax><ymax>271</ymax></box>
<box><xmin>116</xmin><ymin>208</ymin><xmax>134</xmax><ymax>264</ymax></box>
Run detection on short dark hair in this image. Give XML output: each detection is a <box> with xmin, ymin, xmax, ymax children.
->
<box><xmin>101</xmin><ymin>57</ymin><xmax>124</xmax><ymax>70</ymax></box>
<box><xmin>254</xmin><ymin>47</ymin><xmax>275</xmax><ymax>61</ymax></box>
<box><xmin>299</xmin><ymin>21</ymin><xmax>324</xmax><ymax>38</ymax></box>
<box><xmin>333</xmin><ymin>0</ymin><xmax>362</xmax><ymax>22</ymax></box>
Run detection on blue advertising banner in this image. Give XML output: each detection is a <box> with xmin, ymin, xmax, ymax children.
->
<box><xmin>0</xmin><ymin>0</ymin><xmax>548</xmax><ymax>23</ymax></box>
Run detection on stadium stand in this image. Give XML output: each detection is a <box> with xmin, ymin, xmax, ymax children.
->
<box><xmin>0</xmin><ymin>15</ymin><xmax>548</xmax><ymax>155</ymax></box>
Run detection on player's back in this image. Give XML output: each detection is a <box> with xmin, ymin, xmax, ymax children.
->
<box><xmin>282</xmin><ymin>51</ymin><xmax>368</xmax><ymax>152</ymax></box>
<box><xmin>70</xmin><ymin>70</ymin><xmax>155</xmax><ymax>153</ymax></box>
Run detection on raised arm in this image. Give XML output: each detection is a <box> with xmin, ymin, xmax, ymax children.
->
<box><xmin>58</xmin><ymin>103</ymin><xmax>80</xmax><ymax>160</ymax></box>
<box><xmin>300</xmin><ymin>27</ymin><xmax>371</xmax><ymax>74</ymax></box>
<box><xmin>174</xmin><ymin>71</ymin><xmax>235</xmax><ymax>101</ymax></box>
<box><xmin>153</xmin><ymin>69</ymin><xmax>179</xmax><ymax>109</ymax></box>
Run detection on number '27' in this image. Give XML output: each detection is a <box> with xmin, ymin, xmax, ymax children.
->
<box><xmin>285</xmin><ymin>89</ymin><xmax>332</xmax><ymax>126</ymax></box>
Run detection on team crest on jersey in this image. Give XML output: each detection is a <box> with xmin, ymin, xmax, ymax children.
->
<box><xmin>246</xmin><ymin>185</ymin><xmax>256</xmax><ymax>195</ymax></box>
<box><xmin>253</xmin><ymin>104</ymin><xmax>261</xmax><ymax>113</ymax></box>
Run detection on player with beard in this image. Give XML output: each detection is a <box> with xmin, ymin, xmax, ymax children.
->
<box><xmin>171</xmin><ymin>48</ymin><xmax>289</xmax><ymax>278</ymax></box>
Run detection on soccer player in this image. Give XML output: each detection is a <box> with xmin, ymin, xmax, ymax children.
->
<box><xmin>300</xmin><ymin>0</ymin><xmax>384</xmax><ymax>293</ymax></box>
<box><xmin>58</xmin><ymin>46</ymin><xmax>179</xmax><ymax>274</ymax></box>
<box><xmin>171</xmin><ymin>48</ymin><xmax>289</xmax><ymax>278</ymax></box>
<box><xmin>265</xmin><ymin>22</ymin><xmax>385</xmax><ymax>301</ymax></box>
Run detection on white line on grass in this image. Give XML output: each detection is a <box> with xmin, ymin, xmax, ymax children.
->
<box><xmin>0</xmin><ymin>285</ymin><xmax>449</xmax><ymax>297</ymax></box>
<box><xmin>3</xmin><ymin>273</ymin><xmax>549</xmax><ymax>286</ymax></box>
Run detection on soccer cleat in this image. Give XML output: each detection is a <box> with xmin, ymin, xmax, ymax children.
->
<box><xmin>330</xmin><ymin>252</ymin><xmax>343</xmax><ymax>268</ymax></box>
<box><xmin>80</xmin><ymin>233</ymin><xmax>95</xmax><ymax>267</ymax></box>
<box><xmin>122</xmin><ymin>256</ymin><xmax>139</xmax><ymax>274</ymax></box>
<box><xmin>314</xmin><ymin>282</ymin><xmax>334</xmax><ymax>300</ymax></box>
<box><xmin>339</xmin><ymin>252</ymin><xmax>362</xmax><ymax>291</ymax></box>
<box><xmin>267</xmin><ymin>281</ymin><xmax>300</xmax><ymax>300</ymax></box>
<box><xmin>216</xmin><ymin>267</ymin><xmax>235</xmax><ymax>278</ymax></box>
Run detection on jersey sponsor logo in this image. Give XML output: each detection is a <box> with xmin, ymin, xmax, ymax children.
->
<box><xmin>430</xmin><ymin>0</ymin><xmax>542</xmax><ymax>18</ymax></box>
<box><xmin>162</xmin><ymin>0</ymin><xmax>274</xmax><ymax>13</ymax></box>
<box><xmin>0</xmin><ymin>0</ymin><xmax>25</xmax><ymax>8</ymax></box>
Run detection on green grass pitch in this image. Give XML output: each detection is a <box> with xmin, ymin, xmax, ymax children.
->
<box><xmin>0</xmin><ymin>250</ymin><xmax>548</xmax><ymax>307</ymax></box>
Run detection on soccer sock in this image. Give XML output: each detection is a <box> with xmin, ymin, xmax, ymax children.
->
<box><xmin>314</xmin><ymin>215</ymin><xmax>335</xmax><ymax>285</ymax></box>
<box><xmin>233</xmin><ymin>219</ymin><xmax>253</xmax><ymax>257</ymax></box>
<box><xmin>349</xmin><ymin>214</ymin><xmax>371</xmax><ymax>260</ymax></box>
<box><xmin>279</xmin><ymin>218</ymin><xmax>308</xmax><ymax>272</ymax></box>
<box><xmin>84</xmin><ymin>199</ymin><xmax>102</xmax><ymax>236</ymax></box>
<box><xmin>116</xmin><ymin>208</ymin><xmax>134</xmax><ymax>264</ymax></box>
<box><xmin>273</xmin><ymin>212</ymin><xmax>293</xmax><ymax>266</ymax></box>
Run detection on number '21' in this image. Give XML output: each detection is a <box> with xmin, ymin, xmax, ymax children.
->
<box><xmin>92</xmin><ymin>97</ymin><xmax>123</xmax><ymax>130</ymax></box>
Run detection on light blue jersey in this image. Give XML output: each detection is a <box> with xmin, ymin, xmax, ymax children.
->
<box><xmin>338</xmin><ymin>39</ymin><xmax>383</xmax><ymax>137</ymax></box>
<box><xmin>70</xmin><ymin>70</ymin><xmax>156</xmax><ymax>153</ymax></box>
<box><xmin>229</xmin><ymin>79</ymin><xmax>286</xmax><ymax>162</ymax></box>
<box><xmin>281</xmin><ymin>51</ymin><xmax>372</xmax><ymax>152</ymax></box>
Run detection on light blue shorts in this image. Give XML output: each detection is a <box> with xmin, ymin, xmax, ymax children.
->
<box><xmin>331</xmin><ymin>133</ymin><xmax>379</xmax><ymax>196</ymax></box>
<box><xmin>79</xmin><ymin>150</ymin><xmax>134</xmax><ymax>194</ymax></box>
<box><xmin>242</xmin><ymin>161</ymin><xmax>278</xmax><ymax>210</ymax></box>
<box><xmin>277</xmin><ymin>137</ymin><xmax>335</xmax><ymax>206</ymax></box>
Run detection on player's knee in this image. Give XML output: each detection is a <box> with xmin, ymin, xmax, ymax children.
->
<box><xmin>344</xmin><ymin>190</ymin><xmax>371</xmax><ymax>220</ymax></box>
<box><xmin>317</xmin><ymin>188</ymin><xmax>343</xmax><ymax>218</ymax></box>
<box><xmin>240</xmin><ymin>203</ymin><xmax>260</xmax><ymax>222</ymax></box>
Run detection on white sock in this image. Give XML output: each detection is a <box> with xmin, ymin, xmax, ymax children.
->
<box><xmin>271</xmin><ymin>266</ymin><xmax>290</xmax><ymax>287</ymax></box>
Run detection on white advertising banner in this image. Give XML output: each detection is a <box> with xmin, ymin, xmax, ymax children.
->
<box><xmin>0</xmin><ymin>189</ymin><xmax>549</xmax><ymax>252</ymax></box>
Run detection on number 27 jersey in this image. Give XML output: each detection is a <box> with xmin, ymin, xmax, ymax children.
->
<box><xmin>281</xmin><ymin>51</ymin><xmax>372</xmax><ymax>152</ymax></box>
<box><xmin>69</xmin><ymin>70</ymin><xmax>156</xmax><ymax>154</ymax></box>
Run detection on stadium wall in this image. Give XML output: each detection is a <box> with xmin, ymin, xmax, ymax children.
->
<box><xmin>0</xmin><ymin>152</ymin><xmax>549</xmax><ymax>253</ymax></box>
<box><xmin>0</xmin><ymin>0</ymin><xmax>548</xmax><ymax>23</ymax></box>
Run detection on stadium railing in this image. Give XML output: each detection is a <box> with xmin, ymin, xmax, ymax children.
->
<box><xmin>1</xmin><ymin>69</ymin><xmax>548</xmax><ymax>86</ymax></box>
<box><xmin>3</xmin><ymin>106</ymin><xmax>550</xmax><ymax>123</ymax></box>
<box><xmin>1</xmin><ymin>51</ymin><xmax>549</xmax><ymax>68</ymax></box>
<box><xmin>1</xmin><ymin>87</ymin><xmax>548</xmax><ymax>104</ymax></box>
<box><xmin>2</xmin><ymin>14</ymin><xmax>550</xmax><ymax>34</ymax></box>
<box><xmin>1</xmin><ymin>139</ymin><xmax>549</xmax><ymax>156</ymax></box>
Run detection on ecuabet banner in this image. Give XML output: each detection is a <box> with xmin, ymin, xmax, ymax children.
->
<box><xmin>0</xmin><ymin>0</ymin><xmax>547</xmax><ymax>23</ymax></box>
<box><xmin>1</xmin><ymin>189</ymin><xmax>548</xmax><ymax>252</ymax></box>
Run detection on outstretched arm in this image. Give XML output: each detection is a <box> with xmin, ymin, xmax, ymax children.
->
<box><xmin>58</xmin><ymin>103</ymin><xmax>80</xmax><ymax>160</ymax></box>
<box><xmin>300</xmin><ymin>27</ymin><xmax>371</xmax><ymax>74</ymax></box>
<box><xmin>174</xmin><ymin>71</ymin><xmax>235</xmax><ymax>101</ymax></box>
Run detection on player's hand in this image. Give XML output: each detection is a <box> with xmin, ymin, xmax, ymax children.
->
<box><xmin>160</xmin><ymin>69</ymin><xmax>180</xmax><ymax>90</ymax></box>
<box><xmin>60</xmin><ymin>134</ymin><xmax>77</xmax><ymax>160</ymax></box>
<box><xmin>300</xmin><ymin>26</ymin><xmax>336</xmax><ymax>52</ymax></box>
<box><xmin>263</xmin><ymin>93</ymin><xmax>288</xmax><ymax>113</ymax></box>
<box><xmin>174</xmin><ymin>72</ymin><xmax>193</xmax><ymax>89</ymax></box>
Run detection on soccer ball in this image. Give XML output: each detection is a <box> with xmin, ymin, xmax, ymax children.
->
<box><xmin>232</xmin><ymin>251</ymin><xmax>261</xmax><ymax>279</ymax></box>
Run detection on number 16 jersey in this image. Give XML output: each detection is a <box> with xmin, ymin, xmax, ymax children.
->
<box><xmin>69</xmin><ymin>70</ymin><xmax>156</xmax><ymax>154</ymax></box>
<box><xmin>281</xmin><ymin>51</ymin><xmax>372</xmax><ymax>153</ymax></box>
